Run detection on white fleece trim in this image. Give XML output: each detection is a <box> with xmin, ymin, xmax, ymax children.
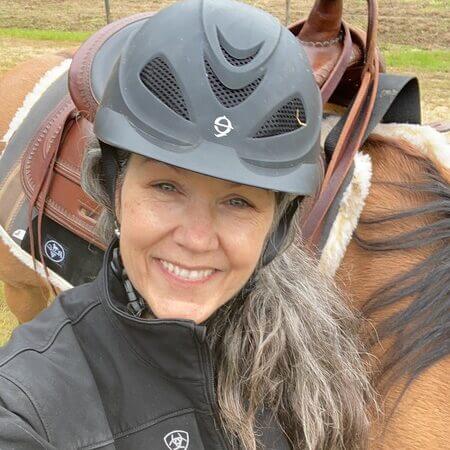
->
<box><xmin>1</xmin><ymin>59</ymin><xmax>72</xmax><ymax>147</ymax></box>
<box><xmin>373</xmin><ymin>122</ymin><xmax>450</xmax><ymax>169</ymax></box>
<box><xmin>318</xmin><ymin>116</ymin><xmax>449</xmax><ymax>274</ymax></box>
<box><xmin>319</xmin><ymin>152</ymin><xmax>373</xmax><ymax>276</ymax></box>
<box><xmin>0</xmin><ymin>224</ymin><xmax>73</xmax><ymax>291</ymax></box>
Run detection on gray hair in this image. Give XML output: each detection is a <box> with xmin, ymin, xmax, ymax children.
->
<box><xmin>81</xmin><ymin>142</ymin><xmax>375</xmax><ymax>449</ymax></box>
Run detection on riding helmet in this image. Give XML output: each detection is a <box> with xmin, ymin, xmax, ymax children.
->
<box><xmin>94</xmin><ymin>0</ymin><xmax>323</xmax><ymax>265</ymax></box>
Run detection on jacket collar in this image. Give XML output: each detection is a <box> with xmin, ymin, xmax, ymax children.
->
<box><xmin>97</xmin><ymin>239</ymin><xmax>209</xmax><ymax>382</ymax></box>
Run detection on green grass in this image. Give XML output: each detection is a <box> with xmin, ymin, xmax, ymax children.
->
<box><xmin>0</xmin><ymin>27</ymin><xmax>91</xmax><ymax>42</ymax></box>
<box><xmin>382</xmin><ymin>45</ymin><xmax>450</xmax><ymax>72</ymax></box>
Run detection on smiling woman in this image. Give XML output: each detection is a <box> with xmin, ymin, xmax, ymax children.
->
<box><xmin>117</xmin><ymin>156</ymin><xmax>276</xmax><ymax>323</ymax></box>
<box><xmin>0</xmin><ymin>0</ymin><xmax>374</xmax><ymax>449</ymax></box>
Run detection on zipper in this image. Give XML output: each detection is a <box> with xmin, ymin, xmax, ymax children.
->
<box><xmin>198</xmin><ymin>330</ymin><xmax>230</xmax><ymax>450</ymax></box>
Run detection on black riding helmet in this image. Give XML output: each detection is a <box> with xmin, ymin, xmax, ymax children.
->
<box><xmin>94</xmin><ymin>0</ymin><xmax>323</xmax><ymax>266</ymax></box>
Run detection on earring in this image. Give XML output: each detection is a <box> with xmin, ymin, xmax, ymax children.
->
<box><xmin>114</xmin><ymin>220</ymin><xmax>121</xmax><ymax>238</ymax></box>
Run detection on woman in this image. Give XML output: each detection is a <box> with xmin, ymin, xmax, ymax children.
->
<box><xmin>0</xmin><ymin>0</ymin><xmax>374</xmax><ymax>448</ymax></box>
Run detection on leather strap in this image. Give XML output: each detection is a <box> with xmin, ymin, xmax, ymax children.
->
<box><xmin>301</xmin><ymin>0</ymin><xmax>380</xmax><ymax>248</ymax></box>
<box><xmin>23</xmin><ymin>95</ymin><xmax>78</xmax><ymax>292</ymax></box>
<box><xmin>320</xmin><ymin>21</ymin><xmax>353</xmax><ymax>104</ymax></box>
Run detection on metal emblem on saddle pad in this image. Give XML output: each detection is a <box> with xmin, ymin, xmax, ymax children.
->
<box><xmin>164</xmin><ymin>430</ymin><xmax>190</xmax><ymax>450</ymax></box>
<box><xmin>44</xmin><ymin>239</ymin><xmax>66</xmax><ymax>263</ymax></box>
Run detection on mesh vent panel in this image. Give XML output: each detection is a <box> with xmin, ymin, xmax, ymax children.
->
<box><xmin>205</xmin><ymin>58</ymin><xmax>261</xmax><ymax>108</ymax></box>
<box><xmin>220</xmin><ymin>44</ymin><xmax>256</xmax><ymax>66</ymax></box>
<box><xmin>140</xmin><ymin>57</ymin><xmax>190</xmax><ymax>120</ymax></box>
<box><xmin>253</xmin><ymin>98</ymin><xmax>306</xmax><ymax>138</ymax></box>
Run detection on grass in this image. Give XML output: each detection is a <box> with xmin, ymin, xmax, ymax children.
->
<box><xmin>0</xmin><ymin>0</ymin><xmax>448</xmax><ymax>47</ymax></box>
<box><xmin>0</xmin><ymin>27</ymin><xmax>91</xmax><ymax>42</ymax></box>
<box><xmin>0</xmin><ymin>37</ymin><xmax>77</xmax><ymax>77</ymax></box>
<box><xmin>382</xmin><ymin>46</ymin><xmax>450</xmax><ymax>72</ymax></box>
<box><xmin>0</xmin><ymin>283</ymin><xmax>18</xmax><ymax>347</ymax></box>
<box><xmin>1</xmin><ymin>25</ymin><xmax>446</xmax><ymax>73</ymax></box>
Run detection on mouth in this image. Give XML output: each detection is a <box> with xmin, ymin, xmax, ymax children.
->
<box><xmin>155</xmin><ymin>258</ymin><xmax>220</xmax><ymax>285</ymax></box>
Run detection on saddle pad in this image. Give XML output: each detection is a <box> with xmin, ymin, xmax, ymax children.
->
<box><xmin>21</xmin><ymin>215</ymin><xmax>104</xmax><ymax>286</ymax></box>
<box><xmin>0</xmin><ymin>63</ymin><xmax>71</xmax><ymax>236</ymax></box>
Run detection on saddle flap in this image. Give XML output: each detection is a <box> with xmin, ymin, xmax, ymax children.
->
<box><xmin>21</xmin><ymin>94</ymin><xmax>105</xmax><ymax>250</ymax></box>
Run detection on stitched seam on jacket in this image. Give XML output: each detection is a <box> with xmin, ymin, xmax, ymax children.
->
<box><xmin>4</xmin><ymin>419</ymin><xmax>51</xmax><ymax>449</ymax></box>
<box><xmin>0</xmin><ymin>300</ymin><xmax>101</xmax><ymax>367</ymax></box>
<box><xmin>112</xmin><ymin>407</ymin><xmax>197</xmax><ymax>440</ymax></box>
<box><xmin>80</xmin><ymin>437</ymin><xmax>115</xmax><ymax>450</ymax></box>
<box><xmin>0</xmin><ymin>372</ymin><xmax>51</xmax><ymax>443</ymax></box>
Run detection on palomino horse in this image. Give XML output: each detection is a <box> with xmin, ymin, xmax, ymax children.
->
<box><xmin>1</xmin><ymin>8</ymin><xmax>449</xmax><ymax>450</ymax></box>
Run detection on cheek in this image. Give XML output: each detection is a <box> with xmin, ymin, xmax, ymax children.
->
<box><xmin>119</xmin><ymin>195</ymin><xmax>178</xmax><ymax>247</ymax></box>
<box><xmin>222</xmin><ymin>216</ymin><xmax>271</xmax><ymax>272</ymax></box>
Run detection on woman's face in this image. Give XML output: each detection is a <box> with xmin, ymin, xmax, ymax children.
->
<box><xmin>117</xmin><ymin>154</ymin><xmax>275</xmax><ymax>324</ymax></box>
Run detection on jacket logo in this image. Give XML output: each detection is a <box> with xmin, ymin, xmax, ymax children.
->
<box><xmin>44</xmin><ymin>239</ymin><xmax>65</xmax><ymax>263</ymax></box>
<box><xmin>214</xmin><ymin>115</ymin><xmax>234</xmax><ymax>137</ymax></box>
<box><xmin>164</xmin><ymin>430</ymin><xmax>189</xmax><ymax>450</ymax></box>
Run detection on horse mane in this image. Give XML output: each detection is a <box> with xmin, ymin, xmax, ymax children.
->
<box><xmin>355</xmin><ymin>134</ymin><xmax>449</xmax><ymax>404</ymax></box>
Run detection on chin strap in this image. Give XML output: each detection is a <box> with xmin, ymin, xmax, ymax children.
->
<box><xmin>111</xmin><ymin>245</ymin><xmax>148</xmax><ymax>317</ymax></box>
<box><xmin>261</xmin><ymin>196</ymin><xmax>302</xmax><ymax>267</ymax></box>
<box><xmin>100</xmin><ymin>141</ymin><xmax>120</xmax><ymax>213</ymax></box>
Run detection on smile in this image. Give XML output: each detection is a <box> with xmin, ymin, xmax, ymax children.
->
<box><xmin>157</xmin><ymin>258</ymin><xmax>218</xmax><ymax>283</ymax></box>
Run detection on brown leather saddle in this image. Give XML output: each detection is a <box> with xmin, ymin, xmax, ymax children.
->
<box><xmin>20</xmin><ymin>0</ymin><xmax>381</xmax><ymax>277</ymax></box>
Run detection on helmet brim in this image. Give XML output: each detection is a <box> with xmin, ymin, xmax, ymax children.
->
<box><xmin>95</xmin><ymin>106</ymin><xmax>322</xmax><ymax>195</ymax></box>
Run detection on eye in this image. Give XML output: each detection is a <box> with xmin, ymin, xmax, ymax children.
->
<box><xmin>153</xmin><ymin>182</ymin><xmax>178</xmax><ymax>192</ymax></box>
<box><xmin>227</xmin><ymin>197</ymin><xmax>252</xmax><ymax>208</ymax></box>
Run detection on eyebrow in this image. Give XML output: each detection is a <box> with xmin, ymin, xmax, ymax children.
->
<box><xmin>145</xmin><ymin>158</ymin><xmax>245</xmax><ymax>188</ymax></box>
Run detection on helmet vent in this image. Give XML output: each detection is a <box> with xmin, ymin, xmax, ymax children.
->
<box><xmin>220</xmin><ymin>44</ymin><xmax>257</xmax><ymax>67</ymax></box>
<box><xmin>253</xmin><ymin>98</ymin><xmax>306</xmax><ymax>138</ymax></box>
<box><xmin>205</xmin><ymin>58</ymin><xmax>262</xmax><ymax>108</ymax></box>
<box><xmin>140</xmin><ymin>57</ymin><xmax>190</xmax><ymax>121</ymax></box>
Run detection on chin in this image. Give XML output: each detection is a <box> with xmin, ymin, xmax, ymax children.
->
<box><xmin>150</xmin><ymin>301</ymin><xmax>212</xmax><ymax>324</ymax></box>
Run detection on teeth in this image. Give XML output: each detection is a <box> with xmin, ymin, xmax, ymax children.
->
<box><xmin>160</xmin><ymin>259</ymin><xmax>215</xmax><ymax>281</ymax></box>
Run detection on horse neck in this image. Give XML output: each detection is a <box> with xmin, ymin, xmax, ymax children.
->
<box><xmin>338</xmin><ymin>135</ymin><xmax>439</xmax><ymax>314</ymax></box>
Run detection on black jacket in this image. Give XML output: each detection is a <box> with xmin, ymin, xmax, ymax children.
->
<box><xmin>0</xmin><ymin>242</ymin><xmax>291</xmax><ymax>449</ymax></box>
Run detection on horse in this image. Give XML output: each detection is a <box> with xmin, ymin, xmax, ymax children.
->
<box><xmin>333</xmin><ymin>128</ymin><xmax>449</xmax><ymax>448</ymax></box>
<box><xmin>1</xmin><ymin>7</ymin><xmax>449</xmax><ymax>450</ymax></box>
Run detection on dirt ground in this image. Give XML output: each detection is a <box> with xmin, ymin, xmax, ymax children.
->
<box><xmin>0</xmin><ymin>37</ymin><xmax>76</xmax><ymax>76</ymax></box>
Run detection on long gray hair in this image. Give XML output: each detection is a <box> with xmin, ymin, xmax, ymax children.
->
<box><xmin>81</xmin><ymin>142</ymin><xmax>375</xmax><ymax>449</ymax></box>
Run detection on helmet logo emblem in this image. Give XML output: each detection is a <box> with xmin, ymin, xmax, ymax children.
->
<box><xmin>164</xmin><ymin>430</ymin><xmax>190</xmax><ymax>450</ymax></box>
<box><xmin>214</xmin><ymin>115</ymin><xmax>234</xmax><ymax>137</ymax></box>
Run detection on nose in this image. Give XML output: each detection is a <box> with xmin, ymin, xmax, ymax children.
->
<box><xmin>172</xmin><ymin>201</ymin><xmax>219</xmax><ymax>253</ymax></box>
